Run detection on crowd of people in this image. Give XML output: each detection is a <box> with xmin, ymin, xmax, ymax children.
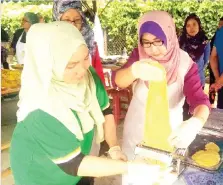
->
<box><xmin>1</xmin><ymin>0</ymin><xmax>223</xmax><ymax>185</ymax></box>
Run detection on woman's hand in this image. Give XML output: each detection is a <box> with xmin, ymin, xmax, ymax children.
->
<box><xmin>77</xmin><ymin>156</ymin><xmax>163</xmax><ymax>179</ymax></box>
<box><xmin>168</xmin><ymin>117</ymin><xmax>203</xmax><ymax>148</ymax></box>
<box><xmin>210</xmin><ymin>83</ymin><xmax>222</xmax><ymax>92</ymax></box>
<box><xmin>131</xmin><ymin>60</ymin><xmax>164</xmax><ymax>81</ymax></box>
<box><xmin>108</xmin><ymin>146</ymin><xmax>128</xmax><ymax>161</ymax></box>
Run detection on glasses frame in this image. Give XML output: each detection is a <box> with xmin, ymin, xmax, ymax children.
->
<box><xmin>141</xmin><ymin>40</ymin><xmax>164</xmax><ymax>48</ymax></box>
<box><xmin>63</xmin><ymin>19</ymin><xmax>83</xmax><ymax>26</ymax></box>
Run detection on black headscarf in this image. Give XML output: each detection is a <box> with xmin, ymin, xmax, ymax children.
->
<box><xmin>179</xmin><ymin>13</ymin><xmax>208</xmax><ymax>62</ymax></box>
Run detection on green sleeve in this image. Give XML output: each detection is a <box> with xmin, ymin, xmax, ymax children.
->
<box><xmin>89</xmin><ymin>66</ymin><xmax>110</xmax><ymax>110</ymax></box>
<box><xmin>26</xmin><ymin>109</ymin><xmax>81</xmax><ymax>163</ymax></box>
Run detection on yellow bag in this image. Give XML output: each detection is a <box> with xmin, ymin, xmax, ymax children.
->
<box><xmin>143</xmin><ymin>62</ymin><xmax>174</xmax><ymax>152</ymax></box>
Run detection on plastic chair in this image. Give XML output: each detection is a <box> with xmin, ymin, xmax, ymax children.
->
<box><xmin>104</xmin><ymin>72</ymin><xmax>132</xmax><ymax>124</ymax></box>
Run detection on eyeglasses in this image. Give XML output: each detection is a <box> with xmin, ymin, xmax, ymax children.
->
<box><xmin>63</xmin><ymin>19</ymin><xmax>83</xmax><ymax>26</ymax></box>
<box><xmin>141</xmin><ymin>40</ymin><xmax>164</xmax><ymax>48</ymax></box>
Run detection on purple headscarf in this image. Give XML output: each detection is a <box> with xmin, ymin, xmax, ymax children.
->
<box><xmin>139</xmin><ymin>21</ymin><xmax>167</xmax><ymax>47</ymax></box>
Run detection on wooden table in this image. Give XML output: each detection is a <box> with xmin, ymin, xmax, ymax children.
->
<box><xmin>1</xmin><ymin>88</ymin><xmax>19</xmax><ymax>178</ymax></box>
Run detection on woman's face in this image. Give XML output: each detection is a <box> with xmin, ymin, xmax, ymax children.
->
<box><xmin>186</xmin><ymin>18</ymin><xmax>199</xmax><ymax>37</ymax></box>
<box><xmin>22</xmin><ymin>16</ymin><xmax>31</xmax><ymax>30</ymax></box>
<box><xmin>60</xmin><ymin>9</ymin><xmax>83</xmax><ymax>31</ymax></box>
<box><xmin>141</xmin><ymin>33</ymin><xmax>167</xmax><ymax>59</ymax></box>
<box><xmin>63</xmin><ymin>44</ymin><xmax>90</xmax><ymax>84</ymax></box>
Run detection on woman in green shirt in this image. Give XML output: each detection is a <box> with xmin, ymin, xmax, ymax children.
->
<box><xmin>10</xmin><ymin>21</ymin><xmax>165</xmax><ymax>185</ymax></box>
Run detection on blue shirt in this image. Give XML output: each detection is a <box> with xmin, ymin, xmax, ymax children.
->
<box><xmin>195</xmin><ymin>42</ymin><xmax>210</xmax><ymax>86</ymax></box>
<box><xmin>214</xmin><ymin>27</ymin><xmax>223</xmax><ymax>75</ymax></box>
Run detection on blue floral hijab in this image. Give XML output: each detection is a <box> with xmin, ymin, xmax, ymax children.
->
<box><xmin>52</xmin><ymin>0</ymin><xmax>95</xmax><ymax>56</ymax></box>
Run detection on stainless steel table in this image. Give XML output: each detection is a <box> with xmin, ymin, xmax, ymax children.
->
<box><xmin>174</xmin><ymin>108</ymin><xmax>223</xmax><ymax>185</ymax></box>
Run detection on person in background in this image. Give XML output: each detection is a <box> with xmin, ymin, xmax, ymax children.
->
<box><xmin>179</xmin><ymin>13</ymin><xmax>210</xmax><ymax>120</ymax></box>
<box><xmin>211</xmin><ymin>75</ymin><xmax>223</xmax><ymax>92</ymax></box>
<box><xmin>209</xmin><ymin>17</ymin><xmax>223</xmax><ymax>106</ymax></box>
<box><xmin>37</xmin><ymin>13</ymin><xmax>45</xmax><ymax>23</ymax></box>
<box><xmin>210</xmin><ymin>27</ymin><xmax>223</xmax><ymax>109</ymax></box>
<box><xmin>113</xmin><ymin>11</ymin><xmax>210</xmax><ymax>185</ymax></box>
<box><xmin>1</xmin><ymin>28</ymin><xmax>10</xmax><ymax>69</ymax></box>
<box><xmin>10</xmin><ymin>22</ymin><xmax>165</xmax><ymax>185</ymax></box>
<box><xmin>1</xmin><ymin>28</ymin><xmax>9</xmax><ymax>42</ymax></box>
<box><xmin>53</xmin><ymin>0</ymin><xmax>105</xmax><ymax>85</ymax></box>
<box><xmin>11</xmin><ymin>12</ymin><xmax>39</xmax><ymax>64</ymax></box>
<box><xmin>53</xmin><ymin>0</ymin><xmax>110</xmax><ymax>160</ymax></box>
<box><xmin>210</xmin><ymin>17</ymin><xmax>223</xmax><ymax>49</ymax></box>
<box><xmin>1</xmin><ymin>46</ymin><xmax>9</xmax><ymax>69</ymax></box>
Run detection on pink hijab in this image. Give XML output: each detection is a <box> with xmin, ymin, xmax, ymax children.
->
<box><xmin>138</xmin><ymin>11</ymin><xmax>181</xmax><ymax>85</ymax></box>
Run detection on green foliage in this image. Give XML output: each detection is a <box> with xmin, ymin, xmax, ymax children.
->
<box><xmin>1</xmin><ymin>2</ymin><xmax>52</xmax><ymax>39</ymax></box>
<box><xmin>1</xmin><ymin>0</ymin><xmax>223</xmax><ymax>55</ymax></box>
<box><xmin>99</xmin><ymin>1</ymin><xmax>141</xmax><ymax>54</ymax></box>
<box><xmin>99</xmin><ymin>0</ymin><xmax>223</xmax><ymax>54</ymax></box>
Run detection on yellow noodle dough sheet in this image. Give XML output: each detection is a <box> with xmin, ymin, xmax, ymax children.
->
<box><xmin>143</xmin><ymin>62</ymin><xmax>174</xmax><ymax>152</ymax></box>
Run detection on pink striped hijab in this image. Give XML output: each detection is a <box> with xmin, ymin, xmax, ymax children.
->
<box><xmin>138</xmin><ymin>11</ymin><xmax>181</xmax><ymax>85</ymax></box>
